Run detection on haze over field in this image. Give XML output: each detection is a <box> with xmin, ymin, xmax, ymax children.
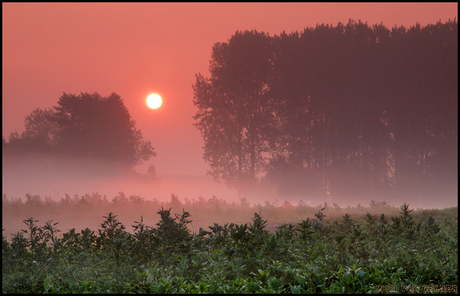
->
<box><xmin>2</xmin><ymin>152</ymin><xmax>456</xmax><ymax>210</ymax></box>
<box><xmin>2</xmin><ymin>153</ymin><xmax>237</xmax><ymax>204</ymax></box>
<box><xmin>2</xmin><ymin>3</ymin><xmax>457</xmax><ymax>235</ymax></box>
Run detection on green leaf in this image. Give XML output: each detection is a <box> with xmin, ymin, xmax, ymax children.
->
<box><xmin>296</xmin><ymin>275</ymin><xmax>307</xmax><ymax>285</ymax></box>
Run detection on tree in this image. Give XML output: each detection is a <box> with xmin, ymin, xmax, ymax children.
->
<box><xmin>4</xmin><ymin>131</ymin><xmax>21</xmax><ymax>153</ymax></box>
<box><xmin>267</xmin><ymin>19</ymin><xmax>457</xmax><ymax>200</ymax></box>
<box><xmin>268</xmin><ymin>20</ymin><xmax>385</xmax><ymax>198</ymax></box>
<box><xmin>133</xmin><ymin>128</ymin><xmax>156</xmax><ymax>167</ymax></box>
<box><xmin>193</xmin><ymin>30</ymin><xmax>275</xmax><ymax>192</ymax></box>
<box><xmin>193</xmin><ymin>20</ymin><xmax>457</xmax><ymax>202</ymax></box>
<box><xmin>20</xmin><ymin>108</ymin><xmax>60</xmax><ymax>153</ymax></box>
<box><xmin>0</xmin><ymin>91</ymin><xmax>157</xmax><ymax>169</ymax></box>
<box><xmin>147</xmin><ymin>164</ymin><xmax>156</xmax><ymax>178</ymax></box>
<box><xmin>4</xmin><ymin>92</ymin><xmax>155</xmax><ymax>170</ymax></box>
<box><xmin>383</xmin><ymin>20</ymin><xmax>458</xmax><ymax>197</ymax></box>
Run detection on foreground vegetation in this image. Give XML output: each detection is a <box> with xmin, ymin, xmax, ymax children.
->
<box><xmin>2</xmin><ymin>194</ymin><xmax>458</xmax><ymax>294</ymax></box>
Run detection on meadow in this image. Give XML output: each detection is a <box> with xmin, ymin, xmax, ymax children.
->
<box><xmin>2</xmin><ymin>193</ymin><xmax>458</xmax><ymax>293</ymax></box>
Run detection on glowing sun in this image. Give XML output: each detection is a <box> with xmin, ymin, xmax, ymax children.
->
<box><xmin>146</xmin><ymin>94</ymin><xmax>162</xmax><ymax>109</ymax></box>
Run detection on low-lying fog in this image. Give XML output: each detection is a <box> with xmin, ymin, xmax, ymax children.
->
<box><xmin>3</xmin><ymin>152</ymin><xmax>457</xmax><ymax>239</ymax></box>
<box><xmin>3</xmin><ymin>152</ymin><xmax>457</xmax><ymax>208</ymax></box>
<box><xmin>2</xmin><ymin>152</ymin><xmax>238</xmax><ymax>205</ymax></box>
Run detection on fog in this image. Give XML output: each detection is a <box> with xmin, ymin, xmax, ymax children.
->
<box><xmin>2</xmin><ymin>152</ymin><xmax>457</xmax><ymax>239</ymax></box>
<box><xmin>2</xmin><ymin>152</ymin><xmax>237</xmax><ymax>203</ymax></box>
<box><xmin>3</xmin><ymin>152</ymin><xmax>457</xmax><ymax>209</ymax></box>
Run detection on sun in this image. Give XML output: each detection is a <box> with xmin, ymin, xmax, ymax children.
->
<box><xmin>146</xmin><ymin>94</ymin><xmax>162</xmax><ymax>109</ymax></box>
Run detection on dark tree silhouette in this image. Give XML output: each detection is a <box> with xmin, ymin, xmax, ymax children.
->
<box><xmin>193</xmin><ymin>19</ymin><xmax>457</xmax><ymax>202</ymax></box>
<box><xmin>3</xmin><ymin>92</ymin><xmax>156</xmax><ymax>169</ymax></box>
<box><xmin>3</xmin><ymin>108</ymin><xmax>59</xmax><ymax>154</ymax></box>
<box><xmin>384</xmin><ymin>20</ymin><xmax>458</xmax><ymax>198</ymax></box>
<box><xmin>21</xmin><ymin>108</ymin><xmax>60</xmax><ymax>153</ymax></box>
<box><xmin>193</xmin><ymin>30</ymin><xmax>275</xmax><ymax>193</ymax></box>
<box><xmin>51</xmin><ymin>92</ymin><xmax>156</xmax><ymax>167</ymax></box>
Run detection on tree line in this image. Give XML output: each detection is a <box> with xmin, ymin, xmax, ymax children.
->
<box><xmin>3</xmin><ymin>92</ymin><xmax>156</xmax><ymax>169</ymax></box>
<box><xmin>192</xmin><ymin>19</ymin><xmax>458</xmax><ymax>200</ymax></box>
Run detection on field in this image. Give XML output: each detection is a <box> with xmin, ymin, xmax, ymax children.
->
<box><xmin>2</xmin><ymin>193</ymin><xmax>458</xmax><ymax>293</ymax></box>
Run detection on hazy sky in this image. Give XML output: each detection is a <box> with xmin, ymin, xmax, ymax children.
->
<box><xmin>3</xmin><ymin>3</ymin><xmax>457</xmax><ymax>176</ymax></box>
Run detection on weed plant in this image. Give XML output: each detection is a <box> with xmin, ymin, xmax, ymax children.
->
<box><xmin>5</xmin><ymin>192</ymin><xmax>442</xmax><ymax>238</ymax></box>
<box><xmin>2</xmin><ymin>195</ymin><xmax>458</xmax><ymax>294</ymax></box>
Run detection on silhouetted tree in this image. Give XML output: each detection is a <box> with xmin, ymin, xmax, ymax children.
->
<box><xmin>383</xmin><ymin>20</ymin><xmax>458</xmax><ymax>197</ymax></box>
<box><xmin>193</xmin><ymin>20</ymin><xmax>457</xmax><ymax>201</ymax></box>
<box><xmin>193</xmin><ymin>30</ymin><xmax>275</xmax><ymax>193</ymax></box>
<box><xmin>50</xmin><ymin>92</ymin><xmax>156</xmax><ymax>168</ymax></box>
<box><xmin>3</xmin><ymin>92</ymin><xmax>156</xmax><ymax>169</ymax></box>
<box><xmin>19</xmin><ymin>108</ymin><xmax>60</xmax><ymax>153</ymax></box>
<box><xmin>147</xmin><ymin>164</ymin><xmax>156</xmax><ymax>178</ymax></box>
<box><xmin>267</xmin><ymin>19</ymin><xmax>457</xmax><ymax>200</ymax></box>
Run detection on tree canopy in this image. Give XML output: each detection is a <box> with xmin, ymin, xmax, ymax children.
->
<box><xmin>193</xmin><ymin>19</ymin><xmax>458</xmax><ymax>200</ymax></box>
<box><xmin>4</xmin><ymin>92</ymin><xmax>156</xmax><ymax>169</ymax></box>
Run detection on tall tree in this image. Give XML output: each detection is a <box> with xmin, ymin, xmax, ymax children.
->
<box><xmin>193</xmin><ymin>30</ymin><xmax>275</xmax><ymax>192</ymax></box>
<box><xmin>384</xmin><ymin>20</ymin><xmax>458</xmax><ymax>197</ymax></box>
<box><xmin>50</xmin><ymin>92</ymin><xmax>155</xmax><ymax>168</ymax></box>
<box><xmin>192</xmin><ymin>20</ymin><xmax>457</xmax><ymax>202</ymax></box>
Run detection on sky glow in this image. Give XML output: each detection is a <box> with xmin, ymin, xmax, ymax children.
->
<box><xmin>2</xmin><ymin>3</ymin><xmax>457</xmax><ymax>175</ymax></box>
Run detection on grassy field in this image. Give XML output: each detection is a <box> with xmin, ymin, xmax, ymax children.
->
<box><xmin>2</xmin><ymin>193</ymin><xmax>458</xmax><ymax>293</ymax></box>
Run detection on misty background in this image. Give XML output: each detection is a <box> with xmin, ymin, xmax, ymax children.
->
<box><xmin>2</xmin><ymin>19</ymin><xmax>458</xmax><ymax>239</ymax></box>
<box><xmin>3</xmin><ymin>3</ymin><xmax>457</xmax><ymax>177</ymax></box>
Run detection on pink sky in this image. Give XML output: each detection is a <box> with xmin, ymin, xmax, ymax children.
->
<box><xmin>3</xmin><ymin>3</ymin><xmax>457</xmax><ymax>176</ymax></box>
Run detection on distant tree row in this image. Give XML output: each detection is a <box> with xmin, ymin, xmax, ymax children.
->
<box><xmin>193</xmin><ymin>19</ymin><xmax>458</xmax><ymax>199</ymax></box>
<box><xmin>3</xmin><ymin>92</ymin><xmax>156</xmax><ymax>169</ymax></box>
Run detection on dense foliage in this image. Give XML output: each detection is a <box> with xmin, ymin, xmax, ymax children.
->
<box><xmin>193</xmin><ymin>20</ymin><xmax>458</xmax><ymax>200</ymax></box>
<box><xmin>3</xmin><ymin>196</ymin><xmax>457</xmax><ymax>294</ymax></box>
